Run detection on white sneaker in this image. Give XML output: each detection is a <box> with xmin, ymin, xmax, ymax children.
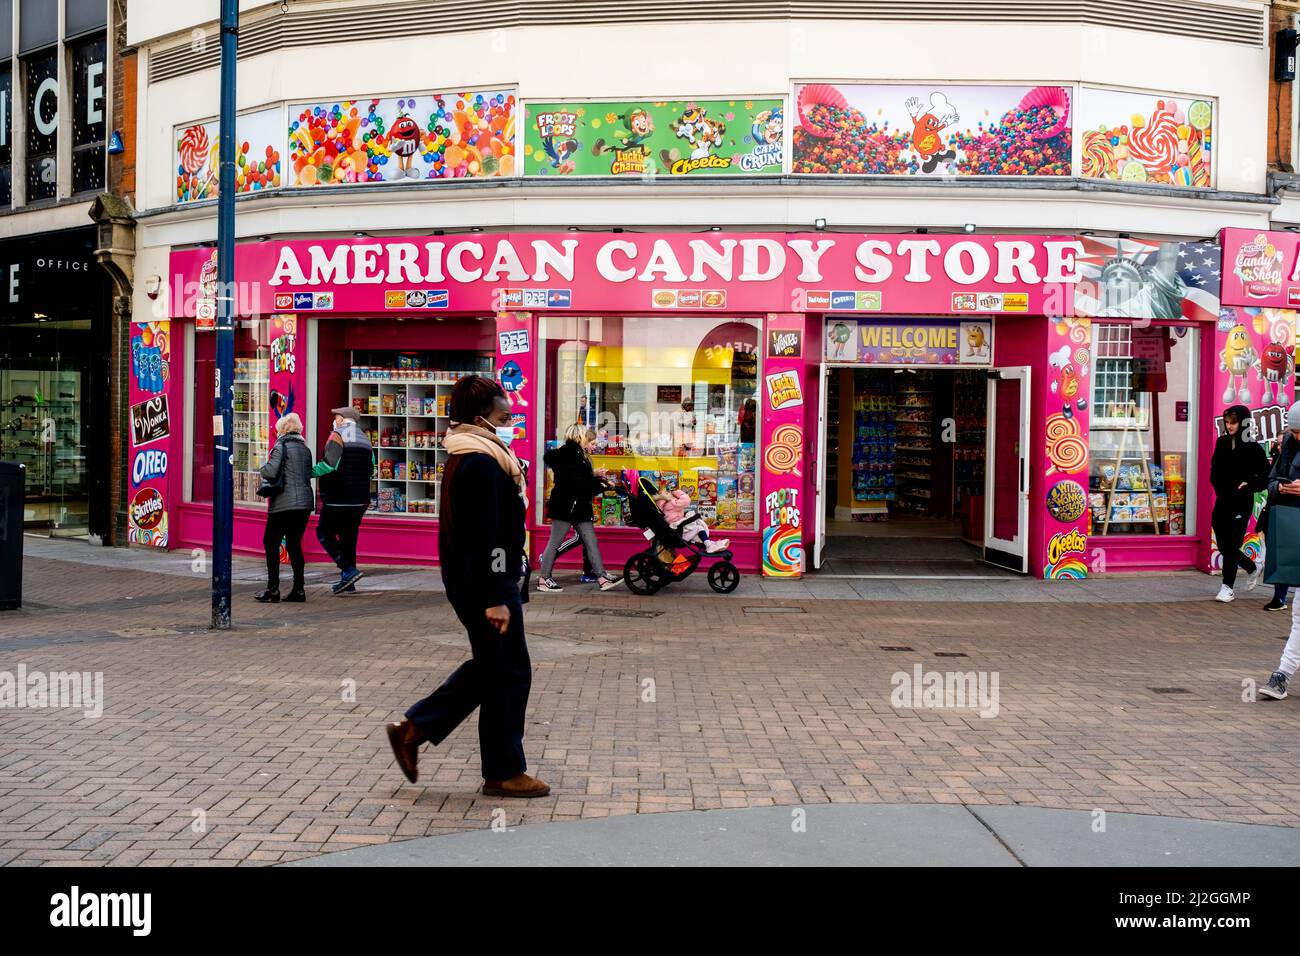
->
<box><xmin>1215</xmin><ymin>584</ymin><xmax>1235</xmax><ymax>603</ymax></box>
<box><xmin>1247</xmin><ymin>562</ymin><xmax>1263</xmax><ymax>591</ymax></box>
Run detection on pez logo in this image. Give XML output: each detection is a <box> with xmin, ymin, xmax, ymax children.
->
<box><xmin>132</xmin><ymin>449</ymin><xmax>169</xmax><ymax>485</ymax></box>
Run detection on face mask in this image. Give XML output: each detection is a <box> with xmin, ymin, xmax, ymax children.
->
<box><xmin>480</xmin><ymin>416</ymin><xmax>514</xmax><ymax>447</ymax></box>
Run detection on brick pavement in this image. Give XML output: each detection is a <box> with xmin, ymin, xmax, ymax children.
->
<box><xmin>2</xmin><ymin>548</ymin><xmax>1299</xmax><ymax>865</ymax></box>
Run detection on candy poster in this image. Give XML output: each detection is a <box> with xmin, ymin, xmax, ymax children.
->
<box><xmin>288</xmin><ymin>91</ymin><xmax>516</xmax><ymax>186</ymax></box>
<box><xmin>792</xmin><ymin>83</ymin><xmax>1071</xmax><ymax>176</ymax></box>
<box><xmin>127</xmin><ymin>320</ymin><xmax>174</xmax><ymax>549</ymax></box>
<box><xmin>174</xmin><ymin>107</ymin><xmax>283</xmax><ymax>203</ymax></box>
<box><xmin>1220</xmin><ymin>229</ymin><xmax>1300</xmax><ymax>310</ymax></box>
<box><xmin>1073</xmin><ymin>237</ymin><xmax>1221</xmax><ymax>322</ymax></box>
<box><xmin>523</xmin><ymin>99</ymin><xmax>784</xmax><ymax>176</ymax></box>
<box><xmin>1208</xmin><ymin>307</ymin><xmax>1296</xmax><ymax>572</ymax></box>
<box><xmin>1076</xmin><ymin>87</ymin><xmax>1213</xmax><ymax>188</ymax></box>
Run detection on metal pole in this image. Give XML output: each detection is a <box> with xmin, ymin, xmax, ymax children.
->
<box><xmin>211</xmin><ymin>0</ymin><xmax>238</xmax><ymax>629</ymax></box>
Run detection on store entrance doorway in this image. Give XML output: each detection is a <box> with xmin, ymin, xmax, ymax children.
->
<box><xmin>813</xmin><ymin>364</ymin><xmax>1026</xmax><ymax>577</ymax></box>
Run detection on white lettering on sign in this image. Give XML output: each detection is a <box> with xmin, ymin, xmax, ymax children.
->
<box><xmin>86</xmin><ymin>60</ymin><xmax>104</xmax><ymax>125</ymax></box>
<box><xmin>8</xmin><ymin>263</ymin><xmax>18</xmax><ymax>303</ymax></box>
<box><xmin>33</xmin><ymin>77</ymin><xmax>58</xmax><ymax>137</ymax></box>
<box><xmin>259</xmin><ymin>237</ymin><xmax>1088</xmax><ymax>289</ymax></box>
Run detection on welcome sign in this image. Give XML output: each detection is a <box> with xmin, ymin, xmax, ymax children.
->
<box><xmin>824</xmin><ymin>318</ymin><xmax>993</xmax><ymax>365</ymax></box>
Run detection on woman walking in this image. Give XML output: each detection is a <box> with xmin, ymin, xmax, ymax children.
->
<box><xmin>1210</xmin><ymin>404</ymin><xmax>1269</xmax><ymax>603</ymax></box>
<box><xmin>536</xmin><ymin>424</ymin><xmax>619</xmax><ymax>592</ymax></box>
<box><xmin>386</xmin><ymin>376</ymin><xmax>549</xmax><ymax>797</ymax></box>
<box><xmin>255</xmin><ymin>412</ymin><xmax>314</xmax><ymax>603</ymax></box>
<box><xmin>1257</xmin><ymin>403</ymin><xmax>1300</xmax><ymax>699</ymax></box>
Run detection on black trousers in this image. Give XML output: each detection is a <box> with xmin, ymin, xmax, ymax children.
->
<box><xmin>405</xmin><ymin>590</ymin><xmax>531</xmax><ymax>782</ymax></box>
<box><xmin>316</xmin><ymin>505</ymin><xmax>366</xmax><ymax>571</ymax></box>
<box><xmin>263</xmin><ymin>508</ymin><xmax>311</xmax><ymax>590</ymax></box>
<box><xmin>1213</xmin><ymin>510</ymin><xmax>1255</xmax><ymax>587</ymax></box>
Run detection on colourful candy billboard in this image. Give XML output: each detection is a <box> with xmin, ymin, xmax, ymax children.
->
<box><xmin>523</xmin><ymin>98</ymin><xmax>784</xmax><ymax>176</ymax></box>
<box><xmin>288</xmin><ymin>90</ymin><xmax>516</xmax><ymax>186</ymax></box>
<box><xmin>1077</xmin><ymin>87</ymin><xmax>1213</xmax><ymax>188</ymax></box>
<box><xmin>792</xmin><ymin>83</ymin><xmax>1071</xmax><ymax>177</ymax></box>
<box><xmin>175</xmin><ymin>107</ymin><xmax>283</xmax><ymax>203</ymax></box>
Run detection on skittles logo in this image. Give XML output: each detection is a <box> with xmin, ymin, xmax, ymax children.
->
<box><xmin>1045</xmin><ymin>480</ymin><xmax>1086</xmax><ymax>523</ymax></box>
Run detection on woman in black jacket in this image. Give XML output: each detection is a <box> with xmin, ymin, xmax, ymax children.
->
<box><xmin>255</xmin><ymin>412</ymin><xmax>314</xmax><ymax>603</ymax></box>
<box><xmin>385</xmin><ymin>376</ymin><xmax>549</xmax><ymax>798</ymax></box>
<box><xmin>536</xmin><ymin>424</ymin><xmax>619</xmax><ymax>592</ymax></box>
<box><xmin>1210</xmin><ymin>404</ymin><xmax>1269</xmax><ymax>603</ymax></box>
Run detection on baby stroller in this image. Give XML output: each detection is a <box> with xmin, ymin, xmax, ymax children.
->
<box><xmin>621</xmin><ymin>471</ymin><xmax>741</xmax><ymax>595</ymax></box>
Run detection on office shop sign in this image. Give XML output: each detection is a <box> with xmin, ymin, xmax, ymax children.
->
<box><xmin>170</xmin><ymin>233</ymin><xmax>1087</xmax><ymax>317</ymax></box>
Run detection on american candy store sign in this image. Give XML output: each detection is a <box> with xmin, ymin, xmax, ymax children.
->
<box><xmin>171</xmin><ymin>233</ymin><xmax>1086</xmax><ymax>318</ymax></box>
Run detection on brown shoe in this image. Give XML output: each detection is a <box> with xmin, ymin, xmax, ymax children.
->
<box><xmin>482</xmin><ymin>773</ymin><xmax>551</xmax><ymax>798</ymax></box>
<box><xmin>386</xmin><ymin>720</ymin><xmax>420</xmax><ymax>784</ymax></box>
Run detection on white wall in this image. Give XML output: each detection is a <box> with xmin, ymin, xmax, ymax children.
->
<box><xmin>132</xmin><ymin>11</ymin><xmax>1274</xmax><ymax>250</ymax></box>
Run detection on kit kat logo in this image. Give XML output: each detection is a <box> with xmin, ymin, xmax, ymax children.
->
<box><xmin>273</xmin><ymin>293</ymin><xmax>294</xmax><ymax>310</ymax></box>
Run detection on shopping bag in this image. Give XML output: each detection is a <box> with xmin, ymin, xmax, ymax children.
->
<box><xmin>1263</xmin><ymin>507</ymin><xmax>1300</xmax><ymax>586</ymax></box>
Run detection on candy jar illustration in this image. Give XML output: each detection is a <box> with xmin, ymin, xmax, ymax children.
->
<box><xmin>1049</xmin><ymin>344</ymin><xmax>1088</xmax><ymax>419</ymax></box>
<box><xmin>389</xmin><ymin>106</ymin><xmax>422</xmax><ymax>180</ymax></box>
<box><xmin>905</xmin><ymin>92</ymin><xmax>960</xmax><ymax>173</ymax></box>
<box><xmin>1254</xmin><ymin>340</ymin><xmax>1294</xmax><ymax>404</ymax></box>
<box><xmin>1220</xmin><ymin>322</ymin><xmax>1257</xmax><ymax>403</ymax></box>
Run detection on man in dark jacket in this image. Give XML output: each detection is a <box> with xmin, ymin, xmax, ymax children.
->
<box><xmin>1210</xmin><ymin>403</ymin><xmax>1269</xmax><ymax>603</ymax></box>
<box><xmin>313</xmin><ymin>406</ymin><xmax>374</xmax><ymax>594</ymax></box>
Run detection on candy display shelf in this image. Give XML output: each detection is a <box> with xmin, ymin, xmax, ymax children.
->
<box><xmin>892</xmin><ymin>375</ymin><xmax>933</xmax><ymax>515</ymax></box>
<box><xmin>232</xmin><ymin>364</ymin><xmax>269</xmax><ymax>504</ymax></box>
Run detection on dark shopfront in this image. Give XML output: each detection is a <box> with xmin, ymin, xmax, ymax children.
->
<box><xmin>0</xmin><ymin>226</ymin><xmax>112</xmax><ymax>538</ymax></box>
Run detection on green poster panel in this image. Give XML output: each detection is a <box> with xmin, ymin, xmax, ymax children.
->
<box><xmin>524</xmin><ymin>98</ymin><xmax>784</xmax><ymax>177</ymax></box>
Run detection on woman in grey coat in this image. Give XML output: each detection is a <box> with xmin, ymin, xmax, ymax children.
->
<box><xmin>256</xmin><ymin>412</ymin><xmax>315</xmax><ymax>603</ymax></box>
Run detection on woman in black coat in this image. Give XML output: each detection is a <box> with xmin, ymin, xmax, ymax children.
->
<box><xmin>256</xmin><ymin>412</ymin><xmax>314</xmax><ymax>603</ymax></box>
<box><xmin>536</xmin><ymin>424</ymin><xmax>619</xmax><ymax>591</ymax></box>
<box><xmin>386</xmin><ymin>376</ymin><xmax>550</xmax><ymax>798</ymax></box>
<box><xmin>1210</xmin><ymin>404</ymin><xmax>1269</xmax><ymax>603</ymax></box>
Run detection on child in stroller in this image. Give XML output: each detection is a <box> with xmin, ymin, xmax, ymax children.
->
<box><xmin>656</xmin><ymin>487</ymin><xmax>730</xmax><ymax>553</ymax></box>
<box><xmin>622</xmin><ymin>471</ymin><xmax>741</xmax><ymax>595</ymax></box>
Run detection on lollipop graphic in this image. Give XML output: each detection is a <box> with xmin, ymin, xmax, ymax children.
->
<box><xmin>178</xmin><ymin>125</ymin><xmax>210</xmax><ymax>175</ymax></box>
<box><xmin>1046</xmin><ymin>413</ymin><xmax>1088</xmax><ymax>475</ymax></box>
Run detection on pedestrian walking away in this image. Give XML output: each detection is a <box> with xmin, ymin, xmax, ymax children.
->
<box><xmin>536</xmin><ymin>424</ymin><xmax>620</xmax><ymax>592</ymax></box>
<box><xmin>1258</xmin><ymin>432</ymin><xmax>1295</xmax><ymax>611</ymax></box>
<box><xmin>1258</xmin><ymin>403</ymin><xmax>1300</xmax><ymax>699</ymax></box>
<box><xmin>386</xmin><ymin>376</ymin><xmax>550</xmax><ymax>798</ymax></box>
<box><xmin>255</xmin><ymin>413</ymin><xmax>314</xmax><ymax>603</ymax></box>
<box><xmin>1209</xmin><ymin>404</ymin><xmax>1269</xmax><ymax>603</ymax></box>
<box><xmin>313</xmin><ymin>405</ymin><xmax>374</xmax><ymax>594</ymax></box>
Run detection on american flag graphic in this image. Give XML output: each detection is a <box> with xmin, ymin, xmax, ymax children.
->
<box><xmin>1073</xmin><ymin>236</ymin><xmax>1221</xmax><ymax>323</ymax></box>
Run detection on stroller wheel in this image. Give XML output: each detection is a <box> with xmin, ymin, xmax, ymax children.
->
<box><xmin>624</xmin><ymin>553</ymin><xmax>662</xmax><ymax>596</ymax></box>
<box><xmin>707</xmin><ymin>560</ymin><xmax>741</xmax><ymax>594</ymax></box>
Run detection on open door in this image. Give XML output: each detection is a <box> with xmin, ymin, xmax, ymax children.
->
<box><xmin>813</xmin><ymin>363</ymin><xmax>828</xmax><ymax>569</ymax></box>
<box><xmin>984</xmin><ymin>366</ymin><xmax>1030</xmax><ymax>572</ymax></box>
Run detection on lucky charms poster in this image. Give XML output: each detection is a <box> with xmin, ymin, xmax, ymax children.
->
<box><xmin>523</xmin><ymin>98</ymin><xmax>784</xmax><ymax>176</ymax></box>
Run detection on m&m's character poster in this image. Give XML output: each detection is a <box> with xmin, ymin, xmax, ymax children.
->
<box><xmin>288</xmin><ymin>90</ymin><xmax>516</xmax><ymax>185</ymax></box>
<box><xmin>174</xmin><ymin>107</ymin><xmax>283</xmax><ymax>203</ymax></box>
<box><xmin>1076</xmin><ymin>87</ymin><xmax>1213</xmax><ymax>188</ymax></box>
<box><xmin>792</xmin><ymin>83</ymin><xmax>1072</xmax><ymax>177</ymax></box>
<box><xmin>523</xmin><ymin>99</ymin><xmax>785</xmax><ymax>177</ymax></box>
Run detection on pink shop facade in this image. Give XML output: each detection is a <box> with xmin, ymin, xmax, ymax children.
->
<box><xmin>139</xmin><ymin>229</ymin><xmax>1259</xmax><ymax>580</ymax></box>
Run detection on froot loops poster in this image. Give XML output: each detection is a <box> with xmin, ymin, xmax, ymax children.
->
<box><xmin>1076</xmin><ymin>87</ymin><xmax>1213</xmax><ymax>188</ymax></box>
<box><xmin>792</xmin><ymin>83</ymin><xmax>1071</xmax><ymax>177</ymax></box>
<box><xmin>175</xmin><ymin>107</ymin><xmax>283</xmax><ymax>203</ymax></box>
<box><xmin>288</xmin><ymin>90</ymin><xmax>516</xmax><ymax>186</ymax></box>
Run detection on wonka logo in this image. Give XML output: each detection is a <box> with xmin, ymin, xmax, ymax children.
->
<box><xmin>50</xmin><ymin>887</ymin><xmax>151</xmax><ymax>936</ymax></box>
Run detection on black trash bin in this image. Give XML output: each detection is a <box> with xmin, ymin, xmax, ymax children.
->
<box><xmin>0</xmin><ymin>461</ymin><xmax>25</xmax><ymax>610</ymax></box>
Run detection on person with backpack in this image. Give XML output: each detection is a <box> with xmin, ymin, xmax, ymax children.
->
<box><xmin>313</xmin><ymin>406</ymin><xmax>374</xmax><ymax>594</ymax></box>
<box><xmin>254</xmin><ymin>412</ymin><xmax>314</xmax><ymax>603</ymax></box>
<box><xmin>1210</xmin><ymin>404</ymin><xmax>1269</xmax><ymax>603</ymax></box>
<box><xmin>1257</xmin><ymin>403</ymin><xmax>1300</xmax><ymax>700</ymax></box>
